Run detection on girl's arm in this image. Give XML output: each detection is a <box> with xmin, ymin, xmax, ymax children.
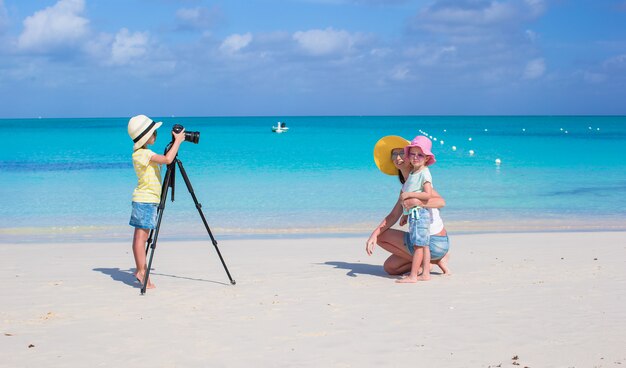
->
<box><xmin>150</xmin><ymin>130</ymin><xmax>185</xmax><ymax>165</ymax></box>
<box><xmin>366</xmin><ymin>193</ymin><xmax>403</xmax><ymax>255</ymax></box>
<box><xmin>404</xmin><ymin>187</ymin><xmax>445</xmax><ymax>209</ymax></box>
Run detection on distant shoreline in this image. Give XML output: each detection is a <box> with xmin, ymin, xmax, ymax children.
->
<box><xmin>2</xmin><ymin>217</ymin><xmax>625</xmax><ymax>243</ymax></box>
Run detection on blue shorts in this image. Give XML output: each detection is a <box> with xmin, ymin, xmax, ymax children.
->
<box><xmin>129</xmin><ymin>202</ymin><xmax>158</xmax><ymax>229</ymax></box>
<box><xmin>408</xmin><ymin>207</ymin><xmax>431</xmax><ymax>247</ymax></box>
<box><xmin>404</xmin><ymin>232</ymin><xmax>450</xmax><ymax>261</ymax></box>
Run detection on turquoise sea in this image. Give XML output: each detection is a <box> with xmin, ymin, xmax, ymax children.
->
<box><xmin>1</xmin><ymin>116</ymin><xmax>625</xmax><ymax>242</ymax></box>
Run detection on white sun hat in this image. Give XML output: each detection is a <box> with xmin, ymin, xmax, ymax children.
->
<box><xmin>128</xmin><ymin>115</ymin><xmax>162</xmax><ymax>150</ymax></box>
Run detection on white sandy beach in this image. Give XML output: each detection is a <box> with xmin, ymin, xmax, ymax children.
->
<box><xmin>1</xmin><ymin>231</ymin><xmax>625</xmax><ymax>367</ymax></box>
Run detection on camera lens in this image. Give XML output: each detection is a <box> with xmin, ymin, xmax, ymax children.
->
<box><xmin>172</xmin><ymin>124</ymin><xmax>200</xmax><ymax>144</ymax></box>
<box><xmin>184</xmin><ymin>131</ymin><xmax>200</xmax><ymax>144</ymax></box>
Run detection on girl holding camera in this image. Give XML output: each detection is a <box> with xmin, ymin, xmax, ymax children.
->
<box><xmin>127</xmin><ymin>115</ymin><xmax>185</xmax><ymax>289</ymax></box>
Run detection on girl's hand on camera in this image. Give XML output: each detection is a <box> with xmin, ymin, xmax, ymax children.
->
<box><xmin>173</xmin><ymin>129</ymin><xmax>185</xmax><ymax>142</ymax></box>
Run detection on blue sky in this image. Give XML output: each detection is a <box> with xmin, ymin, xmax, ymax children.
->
<box><xmin>1</xmin><ymin>0</ymin><xmax>625</xmax><ymax>118</ymax></box>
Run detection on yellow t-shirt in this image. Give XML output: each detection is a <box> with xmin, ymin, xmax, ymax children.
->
<box><xmin>132</xmin><ymin>149</ymin><xmax>162</xmax><ymax>203</ymax></box>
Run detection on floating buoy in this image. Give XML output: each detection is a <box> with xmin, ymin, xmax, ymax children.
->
<box><xmin>443</xmin><ymin>129</ymin><xmax>447</xmax><ymax>132</ymax></box>
<box><xmin>433</xmin><ymin>137</ymin><xmax>438</xmax><ymax>141</ymax></box>
<box><xmin>522</xmin><ymin>128</ymin><xmax>526</xmax><ymax>132</ymax></box>
<box><xmin>560</xmin><ymin>128</ymin><xmax>564</xmax><ymax>131</ymax></box>
<box><xmin>452</xmin><ymin>146</ymin><xmax>457</xmax><ymax>151</ymax></box>
<box><xmin>440</xmin><ymin>140</ymin><xmax>444</xmax><ymax>145</ymax></box>
<box><xmin>565</xmin><ymin>130</ymin><xmax>569</xmax><ymax>134</ymax></box>
<box><xmin>484</xmin><ymin>129</ymin><xmax>488</xmax><ymax>132</ymax></box>
<box><xmin>495</xmin><ymin>158</ymin><xmax>501</xmax><ymax>165</ymax></box>
<box><xmin>469</xmin><ymin>150</ymin><xmax>475</xmax><ymax>156</ymax></box>
<box><xmin>597</xmin><ymin>128</ymin><xmax>600</xmax><ymax>131</ymax></box>
<box><xmin>468</xmin><ymin>137</ymin><xmax>472</xmax><ymax>141</ymax></box>
<box><xmin>588</xmin><ymin>126</ymin><xmax>592</xmax><ymax>130</ymax></box>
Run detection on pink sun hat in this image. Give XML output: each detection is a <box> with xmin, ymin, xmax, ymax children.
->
<box><xmin>404</xmin><ymin>135</ymin><xmax>436</xmax><ymax>166</ymax></box>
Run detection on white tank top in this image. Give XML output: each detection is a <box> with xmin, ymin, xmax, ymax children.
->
<box><xmin>429</xmin><ymin>208</ymin><xmax>444</xmax><ymax>235</ymax></box>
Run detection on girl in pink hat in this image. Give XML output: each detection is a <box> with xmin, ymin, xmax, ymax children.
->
<box><xmin>397</xmin><ymin>135</ymin><xmax>437</xmax><ymax>283</ymax></box>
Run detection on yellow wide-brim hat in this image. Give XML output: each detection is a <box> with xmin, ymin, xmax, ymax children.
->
<box><xmin>373</xmin><ymin>135</ymin><xmax>409</xmax><ymax>176</ymax></box>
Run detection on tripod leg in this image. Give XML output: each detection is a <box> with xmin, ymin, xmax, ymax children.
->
<box><xmin>141</xmin><ymin>165</ymin><xmax>173</xmax><ymax>294</ymax></box>
<box><xmin>145</xmin><ymin>228</ymin><xmax>155</xmax><ymax>256</ymax></box>
<box><xmin>176</xmin><ymin>159</ymin><xmax>236</xmax><ymax>285</ymax></box>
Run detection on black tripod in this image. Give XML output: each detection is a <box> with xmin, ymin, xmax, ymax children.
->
<box><xmin>141</xmin><ymin>144</ymin><xmax>236</xmax><ymax>294</ymax></box>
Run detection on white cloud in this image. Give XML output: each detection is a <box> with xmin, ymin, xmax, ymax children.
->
<box><xmin>390</xmin><ymin>64</ymin><xmax>412</xmax><ymax>81</ymax></box>
<box><xmin>220</xmin><ymin>33</ymin><xmax>252</xmax><ymax>54</ymax></box>
<box><xmin>420</xmin><ymin>2</ymin><xmax>513</xmax><ymax>27</ymax></box>
<box><xmin>523</xmin><ymin>58</ymin><xmax>545</xmax><ymax>79</ymax></box>
<box><xmin>370</xmin><ymin>48</ymin><xmax>392</xmax><ymax>57</ymax></box>
<box><xmin>293</xmin><ymin>27</ymin><xmax>356</xmax><ymax>56</ymax></box>
<box><xmin>405</xmin><ymin>45</ymin><xmax>457</xmax><ymax>66</ymax></box>
<box><xmin>570</xmin><ymin>53</ymin><xmax>626</xmax><ymax>86</ymax></box>
<box><xmin>603</xmin><ymin>54</ymin><xmax>626</xmax><ymax>69</ymax></box>
<box><xmin>524</xmin><ymin>0</ymin><xmax>546</xmax><ymax>17</ymax></box>
<box><xmin>17</xmin><ymin>0</ymin><xmax>89</xmax><ymax>51</ymax></box>
<box><xmin>110</xmin><ymin>28</ymin><xmax>149</xmax><ymax>65</ymax></box>
<box><xmin>176</xmin><ymin>7</ymin><xmax>220</xmax><ymax>30</ymax></box>
<box><xmin>415</xmin><ymin>0</ymin><xmax>546</xmax><ymax>36</ymax></box>
<box><xmin>525</xmin><ymin>29</ymin><xmax>537</xmax><ymax>42</ymax></box>
<box><xmin>83</xmin><ymin>32</ymin><xmax>113</xmax><ymax>60</ymax></box>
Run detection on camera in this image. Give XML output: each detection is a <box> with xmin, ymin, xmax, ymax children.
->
<box><xmin>172</xmin><ymin>124</ymin><xmax>200</xmax><ymax>144</ymax></box>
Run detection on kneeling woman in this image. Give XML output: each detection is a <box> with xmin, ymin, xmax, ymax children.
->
<box><xmin>366</xmin><ymin>135</ymin><xmax>450</xmax><ymax>276</ymax></box>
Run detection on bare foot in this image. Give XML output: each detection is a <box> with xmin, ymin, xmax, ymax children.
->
<box><xmin>436</xmin><ymin>253</ymin><xmax>451</xmax><ymax>275</ymax></box>
<box><xmin>417</xmin><ymin>274</ymin><xmax>430</xmax><ymax>281</ymax></box>
<box><xmin>135</xmin><ymin>272</ymin><xmax>156</xmax><ymax>289</ymax></box>
<box><xmin>396</xmin><ymin>275</ymin><xmax>418</xmax><ymax>283</ymax></box>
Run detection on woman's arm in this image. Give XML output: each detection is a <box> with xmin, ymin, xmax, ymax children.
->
<box><xmin>403</xmin><ymin>188</ymin><xmax>445</xmax><ymax>209</ymax></box>
<box><xmin>366</xmin><ymin>194</ymin><xmax>403</xmax><ymax>255</ymax></box>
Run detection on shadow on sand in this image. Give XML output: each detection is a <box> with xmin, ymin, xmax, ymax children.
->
<box><xmin>321</xmin><ymin>261</ymin><xmax>391</xmax><ymax>278</ymax></box>
<box><xmin>93</xmin><ymin>267</ymin><xmax>138</xmax><ymax>287</ymax></box>
<box><xmin>93</xmin><ymin>267</ymin><xmax>231</xmax><ymax>288</ymax></box>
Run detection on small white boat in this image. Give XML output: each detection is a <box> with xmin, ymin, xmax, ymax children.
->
<box><xmin>272</xmin><ymin>121</ymin><xmax>289</xmax><ymax>133</ymax></box>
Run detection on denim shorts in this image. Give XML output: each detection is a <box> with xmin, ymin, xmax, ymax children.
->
<box><xmin>404</xmin><ymin>232</ymin><xmax>450</xmax><ymax>261</ymax></box>
<box><xmin>408</xmin><ymin>207</ymin><xmax>431</xmax><ymax>247</ymax></box>
<box><xmin>129</xmin><ymin>202</ymin><xmax>158</xmax><ymax>229</ymax></box>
